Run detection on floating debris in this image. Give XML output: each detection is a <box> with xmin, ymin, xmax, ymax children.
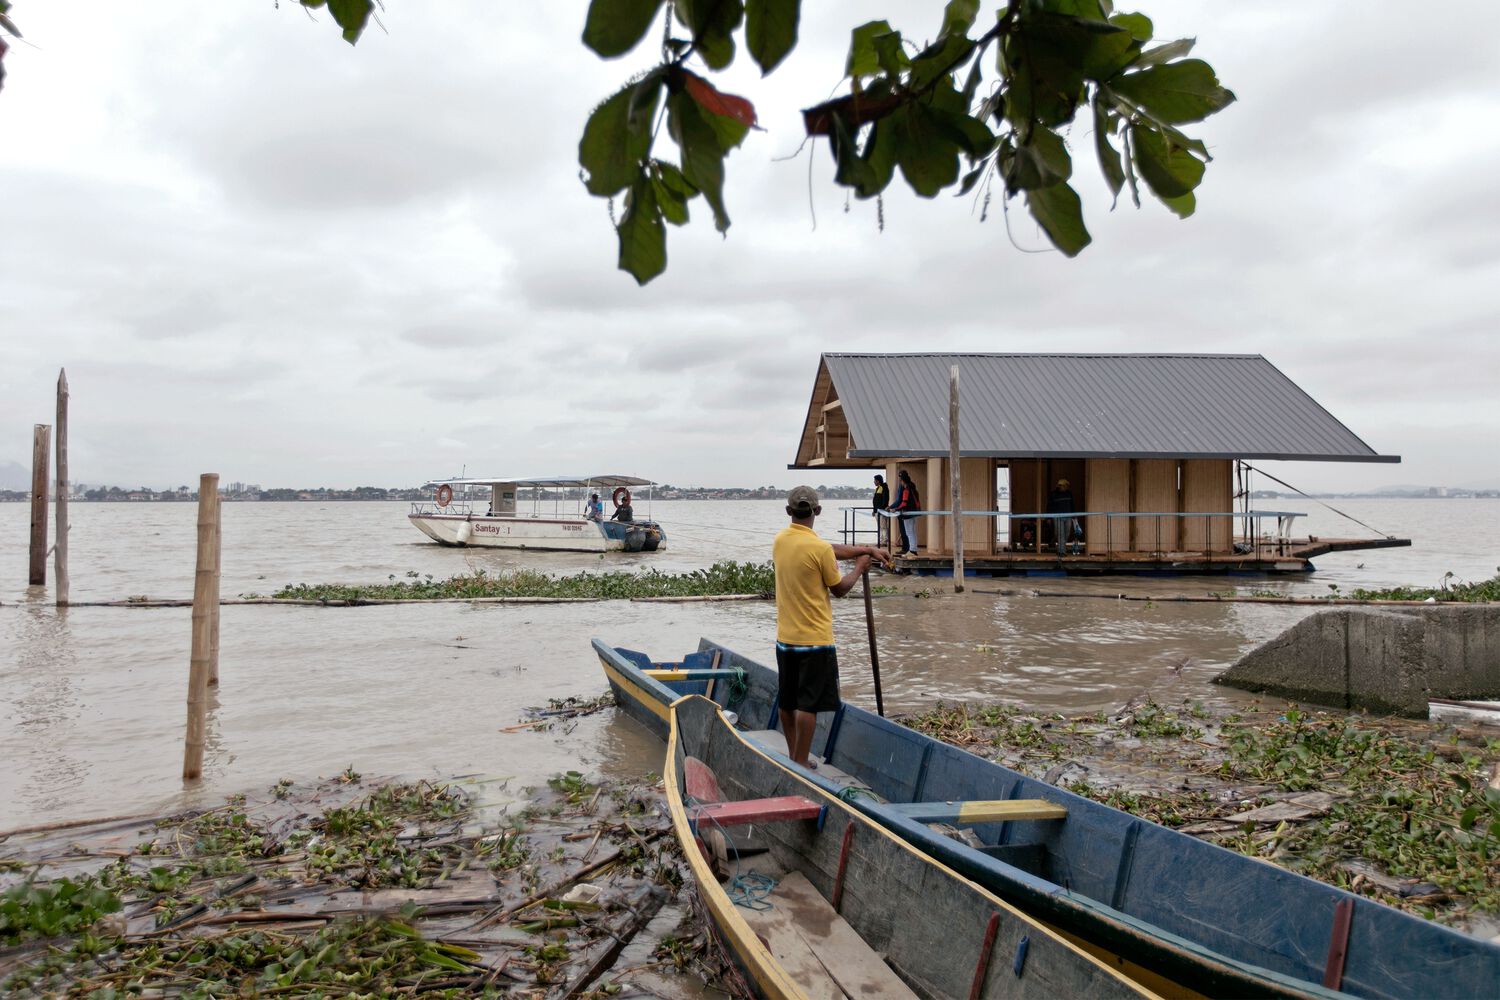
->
<box><xmin>0</xmin><ymin>771</ymin><xmax>738</xmax><ymax>998</ymax></box>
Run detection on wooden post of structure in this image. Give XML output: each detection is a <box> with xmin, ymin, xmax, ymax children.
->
<box><xmin>55</xmin><ymin>370</ymin><xmax>70</xmax><ymax>606</ymax></box>
<box><xmin>29</xmin><ymin>424</ymin><xmax>51</xmax><ymax>586</ymax></box>
<box><xmin>949</xmin><ymin>365</ymin><xmax>965</xmax><ymax>592</ymax></box>
<box><xmin>209</xmin><ymin>509</ymin><xmax>221</xmax><ymax>687</ymax></box>
<box><xmin>184</xmin><ymin>474</ymin><xmax>221</xmax><ymax>780</ymax></box>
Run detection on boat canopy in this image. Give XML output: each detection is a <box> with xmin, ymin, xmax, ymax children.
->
<box><xmin>422</xmin><ymin>475</ymin><xmax>655</xmax><ymax>489</ymax></box>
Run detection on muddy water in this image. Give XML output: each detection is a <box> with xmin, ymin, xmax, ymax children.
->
<box><xmin>1</xmin><ymin>498</ymin><xmax>1495</xmax><ymax>829</ymax></box>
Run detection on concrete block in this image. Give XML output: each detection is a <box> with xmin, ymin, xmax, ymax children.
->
<box><xmin>1216</xmin><ymin>605</ymin><xmax>1500</xmax><ymax>716</ymax></box>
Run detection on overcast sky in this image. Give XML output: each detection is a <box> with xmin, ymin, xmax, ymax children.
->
<box><xmin>2</xmin><ymin>2</ymin><xmax>1496</xmax><ymax>493</ymax></box>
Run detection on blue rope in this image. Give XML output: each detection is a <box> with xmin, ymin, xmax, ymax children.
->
<box><xmin>689</xmin><ymin>795</ymin><xmax>778</xmax><ymax>910</ymax></box>
<box><xmin>728</xmin><ymin>872</ymin><xmax>777</xmax><ymax>911</ymax></box>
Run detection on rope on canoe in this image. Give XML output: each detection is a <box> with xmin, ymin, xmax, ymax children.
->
<box><xmin>688</xmin><ymin>795</ymin><xmax>777</xmax><ymax>911</ymax></box>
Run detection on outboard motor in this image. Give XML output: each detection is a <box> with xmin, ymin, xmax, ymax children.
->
<box><xmin>623</xmin><ymin>527</ymin><xmax>646</xmax><ymax>552</ymax></box>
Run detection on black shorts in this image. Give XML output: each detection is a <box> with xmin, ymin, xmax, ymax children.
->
<box><xmin>775</xmin><ymin>645</ymin><xmax>841</xmax><ymax>714</ymax></box>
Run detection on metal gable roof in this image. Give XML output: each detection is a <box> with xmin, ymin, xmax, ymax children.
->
<box><xmin>816</xmin><ymin>353</ymin><xmax>1398</xmax><ymax>463</ymax></box>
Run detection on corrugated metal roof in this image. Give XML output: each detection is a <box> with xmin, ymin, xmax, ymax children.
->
<box><xmin>814</xmin><ymin>354</ymin><xmax>1398</xmax><ymax>463</ymax></box>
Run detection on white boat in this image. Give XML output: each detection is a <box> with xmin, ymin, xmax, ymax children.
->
<box><xmin>408</xmin><ymin>476</ymin><xmax>666</xmax><ymax>553</ymax></box>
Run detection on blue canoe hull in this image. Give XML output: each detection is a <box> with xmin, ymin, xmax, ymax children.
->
<box><xmin>594</xmin><ymin>637</ymin><xmax>1500</xmax><ymax>1000</ymax></box>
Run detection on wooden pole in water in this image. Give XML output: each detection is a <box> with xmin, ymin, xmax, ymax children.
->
<box><xmin>949</xmin><ymin>365</ymin><xmax>965</xmax><ymax>593</ymax></box>
<box><xmin>861</xmin><ymin>571</ymin><xmax>884</xmax><ymax>717</ymax></box>
<box><xmin>184</xmin><ymin>473</ymin><xmax>220</xmax><ymax>780</ymax></box>
<box><xmin>29</xmin><ymin>424</ymin><xmax>51</xmax><ymax>586</ymax></box>
<box><xmin>209</xmin><ymin>507</ymin><xmax>221</xmax><ymax>687</ymax></box>
<box><xmin>55</xmin><ymin>370</ymin><xmax>70</xmax><ymax>606</ymax></box>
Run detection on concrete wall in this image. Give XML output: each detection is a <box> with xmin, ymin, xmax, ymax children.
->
<box><xmin>1216</xmin><ymin>606</ymin><xmax>1500</xmax><ymax>716</ymax></box>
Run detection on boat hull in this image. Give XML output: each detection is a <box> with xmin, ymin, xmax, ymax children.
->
<box><xmin>409</xmin><ymin>513</ymin><xmax>664</xmax><ymax>552</ymax></box>
<box><xmin>597</xmin><ymin>638</ymin><xmax>1500</xmax><ymax>1000</ymax></box>
<box><xmin>665</xmin><ymin>695</ymin><xmax>1158</xmax><ymax>1000</ymax></box>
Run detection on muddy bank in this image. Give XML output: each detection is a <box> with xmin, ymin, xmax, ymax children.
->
<box><xmin>0</xmin><ymin>770</ymin><xmax>738</xmax><ymax>998</ymax></box>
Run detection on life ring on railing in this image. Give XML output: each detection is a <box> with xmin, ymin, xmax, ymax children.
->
<box><xmin>611</xmin><ymin>486</ymin><xmax>632</xmax><ymax>509</ymax></box>
<box><xmin>435</xmin><ymin>484</ymin><xmax>453</xmax><ymax>508</ymax></box>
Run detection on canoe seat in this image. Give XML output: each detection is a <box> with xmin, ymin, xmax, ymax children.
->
<box><xmin>690</xmin><ymin>796</ymin><xmax>825</xmax><ymax>833</ymax></box>
<box><xmin>887</xmin><ymin>799</ymin><xmax>1067</xmax><ymax>825</ymax></box>
<box><xmin>643</xmin><ymin>668</ymin><xmax>741</xmax><ymax>681</ymax></box>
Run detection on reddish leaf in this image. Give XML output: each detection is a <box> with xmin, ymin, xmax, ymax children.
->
<box><xmin>682</xmin><ymin>71</ymin><xmax>758</xmax><ymax>129</ymax></box>
<box><xmin>802</xmin><ymin>91</ymin><xmax>904</xmax><ymax>136</ymax></box>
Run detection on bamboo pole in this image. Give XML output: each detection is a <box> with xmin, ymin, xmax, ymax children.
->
<box><xmin>29</xmin><ymin>424</ymin><xmax>51</xmax><ymax>586</ymax></box>
<box><xmin>949</xmin><ymin>365</ymin><xmax>965</xmax><ymax>592</ymax></box>
<box><xmin>55</xmin><ymin>370</ymin><xmax>70</xmax><ymax>606</ymax></box>
<box><xmin>184</xmin><ymin>474</ymin><xmax>220</xmax><ymax>781</ymax></box>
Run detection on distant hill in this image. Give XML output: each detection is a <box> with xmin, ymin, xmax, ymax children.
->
<box><xmin>0</xmin><ymin>461</ymin><xmax>30</xmax><ymax>491</ymax></box>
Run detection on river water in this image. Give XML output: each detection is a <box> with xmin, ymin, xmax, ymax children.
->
<box><xmin>1</xmin><ymin>498</ymin><xmax>1496</xmax><ymax>830</ymax></box>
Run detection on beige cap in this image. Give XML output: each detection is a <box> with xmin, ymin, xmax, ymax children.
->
<box><xmin>786</xmin><ymin>485</ymin><xmax>821</xmax><ymax>515</ymax></box>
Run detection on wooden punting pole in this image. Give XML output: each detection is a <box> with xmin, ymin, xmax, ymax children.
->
<box><xmin>184</xmin><ymin>474</ymin><xmax>221</xmax><ymax>780</ymax></box>
<box><xmin>29</xmin><ymin>424</ymin><xmax>51</xmax><ymax>586</ymax></box>
<box><xmin>949</xmin><ymin>364</ymin><xmax>965</xmax><ymax>592</ymax></box>
<box><xmin>55</xmin><ymin>370</ymin><xmax>70</xmax><ymax>606</ymax></box>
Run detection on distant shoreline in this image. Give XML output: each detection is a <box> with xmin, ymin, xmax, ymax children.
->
<box><xmin>2</xmin><ymin>492</ymin><xmax>1496</xmax><ymax>503</ymax></box>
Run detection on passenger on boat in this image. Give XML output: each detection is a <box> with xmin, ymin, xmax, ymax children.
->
<box><xmin>772</xmin><ymin>486</ymin><xmax>892</xmax><ymax>768</ymax></box>
<box><xmin>584</xmin><ymin>493</ymin><xmax>603</xmax><ymax>521</ymax></box>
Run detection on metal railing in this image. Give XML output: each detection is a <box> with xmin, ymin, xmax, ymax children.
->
<box><xmin>840</xmin><ymin>507</ymin><xmax>1306</xmax><ymax>559</ymax></box>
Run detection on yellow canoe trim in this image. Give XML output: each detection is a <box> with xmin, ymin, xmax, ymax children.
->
<box><xmin>665</xmin><ymin>697</ymin><xmax>809</xmax><ymax>1000</ymax></box>
<box><xmin>598</xmin><ymin>657</ymin><xmax>669</xmax><ymax>722</ymax></box>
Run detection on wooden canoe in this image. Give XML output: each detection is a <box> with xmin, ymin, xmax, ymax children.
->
<box><xmin>596</xmin><ymin>638</ymin><xmax>1500</xmax><ymax>999</ymax></box>
<box><xmin>665</xmin><ymin>693</ymin><xmax>1166</xmax><ymax>1000</ymax></box>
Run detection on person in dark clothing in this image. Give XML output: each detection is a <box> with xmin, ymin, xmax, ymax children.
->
<box><xmin>872</xmin><ymin>474</ymin><xmax>890</xmax><ymax>549</ymax></box>
<box><xmin>892</xmin><ymin>469</ymin><xmax>921</xmax><ymax>555</ymax></box>
<box><xmin>1047</xmin><ymin>478</ymin><xmax>1081</xmax><ymax>555</ymax></box>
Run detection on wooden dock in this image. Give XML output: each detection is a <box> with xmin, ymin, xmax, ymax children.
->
<box><xmin>893</xmin><ymin>536</ymin><xmax>1411</xmax><ymax>577</ymax></box>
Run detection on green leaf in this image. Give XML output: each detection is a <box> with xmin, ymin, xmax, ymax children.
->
<box><xmin>957</xmin><ymin>163</ymin><xmax>987</xmax><ymax>197</ymax></box>
<box><xmin>910</xmin><ymin>34</ymin><xmax>974</xmax><ymax>91</ymax></box>
<box><xmin>579</xmin><ymin>75</ymin><xmax>664</xmax><ymax>197</ymax></box>
<box><xmin>1093</xmin><ymin>99</ymin><xmax>1125</xmax><ymax>202</ymax></box>
<box><xmin>619</xmin><ymin>174</ymin><xmax>667</xmax><ymax>285</ymax></box>
<box><xmin>745</xmin><ymin>0</ymin><xmax>800</xmax><ymax>74</ymax></box>
<box><xmin>1027</xmin><ymin>180</ymin><xmax>1092</xmax><ymax>256</ymax></box>
<box><xmin>583</xmin><ymin>0</ymin><xmax>666</xmax><ymax>58</ymax></box>
<box><xmin>873</xmin><ymin>31</ymin><xmax>910</xmax><ymax>77</ymax></box>
<box><xmin>847</xmin><ymin>20</ymin><xmax>895</xmax><ymax>78</ymax></box>
<box><xmin>1108</xmin><ymin>11</ymin><xmax>1153</xmax><ymax>42</ymax></box>
<box><xmin>652</xmin><ymin>169</ymin><xmax>692</xmax><ymax>226</ymax></box>
<box><xmin>1160</xmin><ymin>190</ymin><xmax>1195</xmax><ymax>218</ymax></box>
<box><xmin>1005</xmin><ymin>125</ymin><xmax>1070</xmax><ymax>191</ymax></box>
<box><xmin>892</xmin><ymin>104</ymin><xmax>961</xmax><ymax>197</ymax></box>
<box><xmin>1133</xmin><ymin>37</ymin><xmax>1195</xmax><ymax>70</ymax></box>
<box><xmin>857</xmin><ymin>119</ymin><xmax>898</xmax><ymax>198</ymax></box>
<box><xmin>325</xmin><ymin>0</ymin><xmax>373</xmax><ymax>44</ymax></box>
<box><xmin>678</xmin><ymin>0</ymin><xmax>743</xmax><ymax>70</ymax></box>
<box><xmin>1111</xmin><ymin>58</ymin><xmax>1235</xmax><ymax>124</ymax></box>
<box><xmin>929</xmin><ymin>107</ymin><xmax>995</xmax><ymax>158</ymax></box>
<box><xmin>1130</xmin><ymin>122</ymin><xmax>1205</xmax><ymax>199</ymax></box>
<box><xmin>1461</xmin><ymin>805</ymin><xmax>1480</xmax><ymax>831</ymax></box>
<box><xmin>668</xmin><ymin>92</ymin><xmax>734</xmax><ymax>232</ymax></box>
<box><xmin>941</xmin><ymin>0</ymin><xmax>982</xmax><ymax>37</ymax></box>
<box><xmin>831</xmin><ymin>114</ymin><xmax>877</xmax><ymax>194</ymax></box>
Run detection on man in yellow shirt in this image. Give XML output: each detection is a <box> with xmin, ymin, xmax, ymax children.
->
<box><xmin>772</xmin><ymin>486</ymin><xmax>891</xmax><ymax>768</ymax></box>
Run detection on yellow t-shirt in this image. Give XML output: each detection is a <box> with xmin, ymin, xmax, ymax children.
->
<box><xmin>773</xmin><ymin>524</ymin><xmax>842</xmax><ymax>645</ymax></box>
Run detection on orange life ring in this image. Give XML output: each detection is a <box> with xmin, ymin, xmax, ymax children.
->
<box><xmin>611</xmin><ymin>486</ymin><xmax>632</xmax><ymax>509</ymax></box>
<box><xmin>435</xmin><ymin>484</ymin><xmax>453</xmax><ymax>508</ymax></box>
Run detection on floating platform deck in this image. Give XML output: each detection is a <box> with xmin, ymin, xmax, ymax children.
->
<box><xmin>893</xmin><ymin>536</ymin><xmax>1411</xmax><ymax>577</ymax></box>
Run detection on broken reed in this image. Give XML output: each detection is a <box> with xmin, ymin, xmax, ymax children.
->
<box><xmin>903</xmin><ymin>699</ymin><xmax>1500</xmax><ymax>925</ymax></box>
<box><xmin>265</xmin><ymin>559</ymin><xmax>777</xmax><ymax>602</ymax></box>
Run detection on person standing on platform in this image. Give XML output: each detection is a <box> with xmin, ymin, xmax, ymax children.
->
<box><xmin>773</xmin><ymin>486</ymin><xmax>891</xmax><ymax>768</ymax></box>
<box><xmin>892</xmin><ymin>469</ymin><xmax>921</xmax><ymax>555</ymax></box>
<box><xmin>1047</xmin><ymin>478</ymin><xmax>1081</xmax><ymax>555</ymax></box>
<box><xmin>872</xmin><ymin>474</ymin><xmax>890</xmax><ymax>549</ymax></box>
